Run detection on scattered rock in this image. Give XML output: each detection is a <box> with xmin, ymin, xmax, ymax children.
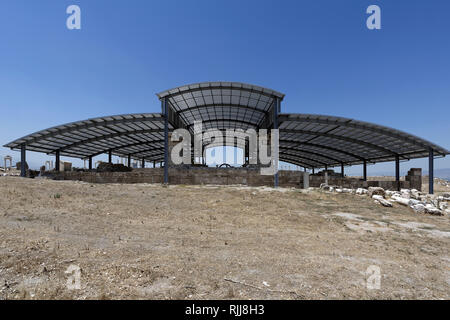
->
<box><xmin>385</xmin><ymin>190</ymin><xmax>397</xmax><ymax>197</ymax></box>
<box><xmin>319</xmin><ymin>184</ymin><xmax>448</xmax><ymax>216</ymax></box>
<box><xmin>408</xmin><ymin>199</ymin><xmax>422</xmax><ymax>206</ymax></box>
<box><xmin>368</xmin><ymin>187</ymin><xmax>385</xmax><ymax>197</ymax></box>
<box><xmin>424</xmin><ymin>204</ymin><xmax>443</xmax><ymax>216</ymax></box>
<box><xmin>355</xmin><ymin>188</ymin><xmax>368</xmax><ymax>195</ymax></box>
<box><xmin>372</xmin><ymin>195</ymin><xmax>393</xmax><ymax>207</ymax></box>
<box><xmin>391</xmin><ymin>196</ymin><xmax>411</xmax><ymax>206</ymax></box>
<box><xmin>411</xmin><ymin>204</ymin><xmax>425</xmax><ymax>213</ymax></box>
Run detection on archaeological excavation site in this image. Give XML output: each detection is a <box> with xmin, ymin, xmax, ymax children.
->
<box><xmin>1</xmin><ymin>82</ymin><xmax>450</xmax><ymax>300</ymax></box>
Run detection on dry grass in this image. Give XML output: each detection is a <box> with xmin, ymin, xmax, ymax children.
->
<box><xmin>0</xmin><ymin>176</ymin><xmax>449</xmax><ymax>300</ymax></box>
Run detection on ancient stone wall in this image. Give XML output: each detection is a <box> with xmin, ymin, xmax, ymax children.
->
<box><xmin>52</xmin><ymin>167</ymin><xmax>422</xmax><ymax>191</ymax></box>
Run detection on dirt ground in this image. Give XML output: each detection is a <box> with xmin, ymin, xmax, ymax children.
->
<box><xmin>0</xmin><ymin>176</ymin><xmax>449</xmax><ymax>300</ymax></box>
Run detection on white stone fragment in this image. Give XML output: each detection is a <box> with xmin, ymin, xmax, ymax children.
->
<box><xmin>392</xmin><ymin>196</ymin><xmax>411</xmax><ymax>206</ymax></box>
<box><xmin>368</xmin><ymin>187</ymin><xmax>385</xmax><ymax>197</ymax></box>
<box><xmin>408</xmin><ymin>199</ymin><xmax>422</xmax><ymax>206</ymax></box>
<box><xmin>356</xmin><ymin>188</ymin><xmax>368</xmax><ymax>195</ymax></box>
<box><xmin>411</xmin><ymin>204</ymin><xmax>425</xmax><ymax>213</ymax></box>
<box><xmin>385</xmin><ymin>190</ymin><xmax>396</xmax><ymax>197</ymax></box>
<box><xmin>372</xmin><ymin>195</ymin><xmax>393</xmax><ymax>207</ymax></box>
<box><xmin>424</xmin><ymin>204</ymin><xmax>443</xmax><ymax>216</ymax></box>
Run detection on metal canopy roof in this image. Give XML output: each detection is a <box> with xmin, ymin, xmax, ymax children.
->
<box><xmin>4</xmin><ymin>82</ymin><xmax>449</xmax><ymax>168</ymax></box>
<box><xmin>4</xmin><ymin>113</ymin><xmax>170</xmax><ymax>162</ymax></box>
<box><xmin>157</xmin><ymin>82</ymin><xmax>284</xmax><ymax>132</ymax></box>
<box><xmin>277</xmin><ymin>114</ymin><xmax>448</xmax><ymax>168</ymax></box>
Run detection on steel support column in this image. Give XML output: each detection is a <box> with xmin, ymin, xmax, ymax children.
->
<box><xmin>163</xmin><ymin>97</ymin><xmax>169</xmax><ymax>184</ymax></box>
<box><xmin>20</xmin><ymin>144</ymin><xmax>26</xmax><ymax>177</ymax></box>
<box><xmin>141</xmin><ymin>158</ymin><xmax>145</xmax><ymax>168</ymax></box>
<box><xmin>128</xmin><ymin>154</ymin><xmax>131</xmax><ymax>168</ymax></box>
<box><xmin>363</xmin><ymin>160</ymin><xmax>367</xmax><ymax>181</ymax></box>
<box><xmin>108</xmin><ymin>150</ymin><xmax>112</xmax><ymax>164</ymax></box>
<box><xmin>273</xmin><ymin>97</ymin><xmax>279</xmax><ymax>188</ymax></box>
<box><xmin>55</xmin><ymin>150</ymin><xmax>60</xmax><ymax>172</ymax></box>
<box><xmin>429</xmin><ymin>149</ymin><xmax>434</xmax><ymax>194</ymax></box>
<box><xmin>395</xmin><ymin>155</ymin><xmax>400</xmax><ymax>191</ymax></box>
<box><xmin>88</xmin><ymin>156</ymin><xmax>92</xmax><ymax>170</ymax></box>
<box><xmin>341</xmin><ymin>162</ymin><xmax>344</xmax><ymax>178</ymax></box>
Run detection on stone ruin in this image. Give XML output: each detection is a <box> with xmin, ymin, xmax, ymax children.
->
<box><xmin>3</xmin><ymin>155</ymin><xmax>12</xmax><ymax>171</ymax></box>
<box><xmin>319</xmin><ymin>184</ymin><xmax>449</xmax><ymax>216</ymax></box>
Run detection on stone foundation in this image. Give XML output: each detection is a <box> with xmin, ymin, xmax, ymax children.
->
<box><xmin>51</xmin><ymin>167</ymin><xmax>422</xmax><ymax>191</ymax></box>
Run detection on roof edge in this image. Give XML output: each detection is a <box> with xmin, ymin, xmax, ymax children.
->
<box><xmin>156</xmin><ymin>81</ymin><xmax>285</xmax><ymax>100</ymax></box>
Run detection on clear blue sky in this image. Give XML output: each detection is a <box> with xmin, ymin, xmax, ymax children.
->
<box><xmin>0</xmin><ymin>0</ymin><xmax>449</xmax><ymax>175</ymax></box>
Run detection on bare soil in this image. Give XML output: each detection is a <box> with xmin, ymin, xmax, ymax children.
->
<box><xmin>0</xmin><ymin>176</ymin><xmax>449</xmax><ymax>300</ymax></box>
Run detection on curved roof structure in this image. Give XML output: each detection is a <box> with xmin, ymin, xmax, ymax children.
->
<box><xmin>4</xmin><ymin>81</ymin><xmax>449</xmax><ymax>169</ymax></box>
<box><xmin>4</xmin><ymin>113</ymin><xmax>170</xmax><ymax>162</ymax></box>
<box><xmin>157</xmin><ymin>81</ymin><xmax>284</xmax><ymax>132</ymax></box>
<box><xmin>277</xmin><ymin>113</ymin><xmax>448</xmax><ymax>168</ymax></box>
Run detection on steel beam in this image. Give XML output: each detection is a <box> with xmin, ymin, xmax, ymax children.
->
<box><xmin>177</xmin><ymin>103</ymin><xmax>267</xmax><ymax>117</ymax></box>
<box><xmin>395</xmin><ymin>155</ymin><xmax>400</xmax><ymax>191</ymax></box>
<box><xmin>88</xmin><ymin>140</ymin><xmax>165</xmax><ymax>159</ymax></box>
<box><xmin>280</xmin><ymin>150</ymin><xmax>327</xmax><ymax>167</ymax></box>
<box><xmin>20</xmin><ymin>144</ymin><xmax>26</xmax><ymax>177</ymax></box>
<box><xmin>280</xmin><ymin>155</ymin><xmax>317</xmax><ymax>168</ymax></box>
<box><xmin>158</xmin><ymin>85</ymin><xmax>283</xmax><ymax>102</ymax></box>
<box><xmin>363</xmin><ymin>160</ymin><xmax>367</xmax><ymax>181</ymax></box>
<box><xmin>273</xmin><ymin>97</ymin><xmax>279</xmax><ymax>188</ymax></box>
<box><xmin>50</xmin><ymin>129</ymin><xmax>164</xmax><ymax>155</ymax></box>
<box><xmin>429</xmin><ymin>149</ymin><xmax>434</xmax><ymax>194</ymax></box>
<box><xmin>186</xmin><ymin>118</ymin><xmax>258</xmax><ymax>130</ymax></box>
<box><xmin>55</xmin><ymin>150</ymin><xmax>60</xmax><ymax>172</ymax></box>
<box><xmin>280</xmin><ymin>146</ymin><xmax>339</xmax><ymax>164</ymax></box>
<box><xmin>281</xmin><ymin>129</ymin><xmax>400</xmax><ymax>158</ymax></box>
<box><xmin>279</xmin><ymin>139</ymin><xmax>366</xmax><ymax>162</ymax></box>
<box><xmin>163</xmin><ymin>97</ymin><xmax>169</xmax><ymax>184</ymax></box>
